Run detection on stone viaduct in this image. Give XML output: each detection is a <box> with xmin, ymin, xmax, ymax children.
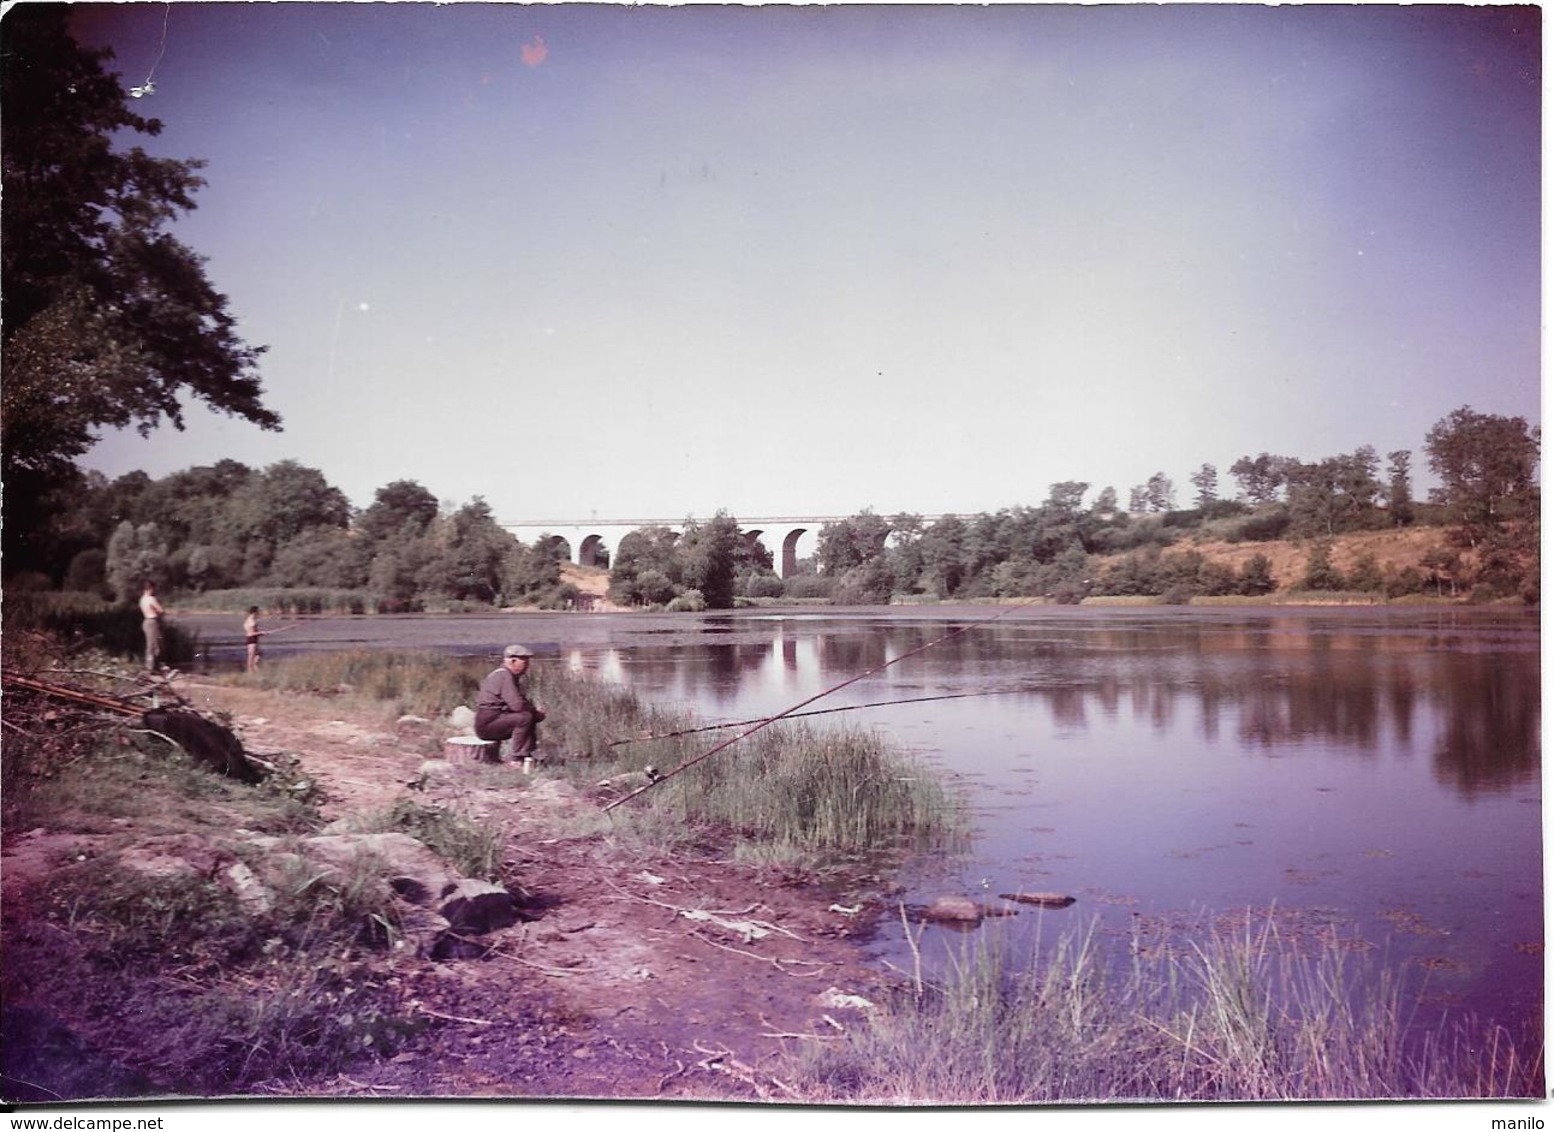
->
<box><xmin>499</xmin><ymin>516</ymin><xmax>851</xmax><ymax>578</ymax></box>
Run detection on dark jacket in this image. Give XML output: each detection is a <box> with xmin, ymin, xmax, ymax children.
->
<box><xmin>475</xmin><ymin>667</ymin><xmax>541</xmax><ymax>723</ymax></box>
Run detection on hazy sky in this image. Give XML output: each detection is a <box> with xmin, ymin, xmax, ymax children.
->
<box><xmin>68</xmin><ymin>2</ymin><xmax>1541</xmax><ymax>524</ymax></box>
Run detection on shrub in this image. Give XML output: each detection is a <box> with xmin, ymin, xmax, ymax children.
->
<box><xmin>1299</xmin><ymin>544</ymin><xmax>1346</xmax><ymax>591</ymax></box>
<box><xmin>1235</xmin><ymin>509</ymin><xmax>1293</xmax><ymax>542</ymax></box>
<box><xmin>744</xmin><ymin>572</ymin><xmax>786</xmax><ymax>599</ymax></box>
<box><xmin>666</xmin><ymin>588</ymin><xmax>707</xmax><ymax>613</ymax></box>
<box><xmin>783</xmin><ymin>574</ymin><xmax>835</xmax><ymax>600</ymax></box>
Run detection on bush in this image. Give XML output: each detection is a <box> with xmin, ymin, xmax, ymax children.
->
<box><xmin>832</xmin><ymin>561</ymin><xmax>895</xmax><ymax>605</ymax></box>
<box><xmin>744</xmin><ymin>572</ymin><xmax>786</xmax><ymax>600</ymax></box>
<box><xmin>783</xmin><ymin>574</ymin><xmax>835</xmax><ymax>600</ymax></box>
<box><xmin>1235</xmin><ymin>509</ymin><xmax>1293</xmax><ymax>542</ymax></box>
<box><xmin>1299</xmin><ymin>544</ymin><xmax>1346</xmax><ymax>591</ymax></box>
<box><xmin>666</xmin><ymin>588</ymin><xmax>707</xmax><ymax>613</ymax></box>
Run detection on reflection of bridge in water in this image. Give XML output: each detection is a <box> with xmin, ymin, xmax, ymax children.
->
<box><xmin>500</xmin><ymin>516</ymin><xmax>847</xmax><ymax>577</ymax></box>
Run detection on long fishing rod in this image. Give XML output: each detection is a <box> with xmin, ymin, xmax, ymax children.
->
<box><xmin>607</xmin><ymin>688</ymin><xmax>1030</xmax><ymax>747</ymax></box>
<box><xmin>600</xmin><ymin>598</ymin><xmax>1045</xmax><ymax>812</ymax></box>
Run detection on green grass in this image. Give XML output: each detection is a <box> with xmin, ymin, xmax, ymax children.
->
<box><xmin>23</xmin><ymin>854</ymin><xmax>422</xmax><ymax>1094</ymax></box>
<box><xmin>346</xmin><ymin>798</ymin><xmax>507</xmax><ymax>882</ymax></box>
<box><xmin>798</xmin><ymin>912</ymin><xmax>1543</xmax><ymax>1102</ymax></box>
<box><xmin>244</xmin><ymin>648</ymin><xmax>484</xmax><ymax>720</ymax></box>
<box><xmin>243</xmin><ymin>650</ymin><xmax>964</xmax><ymax>871</ymax></box>
<box><xmin>4</xmin><ymin>724</ymin><xmax>320</xmax><ymax>837</ymax></box>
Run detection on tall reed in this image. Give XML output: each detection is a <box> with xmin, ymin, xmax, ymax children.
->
<box><xmin>799</xmin><ymin>911</ymin><xmax>1543</xmax><ymax>1102</ymax></box>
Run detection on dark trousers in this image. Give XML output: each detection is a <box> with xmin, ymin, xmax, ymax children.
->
<box><xmin>474</xmin><ymin>709</ymin><xmax>537</xmax><ymax>754</ymax></box>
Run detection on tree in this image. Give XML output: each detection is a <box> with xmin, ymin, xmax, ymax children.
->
<box><xmin>1236</xmin><ymin>554</ymin><xmax>1277</xmax><ymax>596</ymax></box>
<box><xmin>609</xmin><ymin>526</ymin><xmax>682</xmax><ymax>604</ymax></box>
<box><xmin>1190</xmin><ymin>464</ymin><xmax>1218</xmax><ymax>510</ymax></box>
<box><xmin>679</xmin><ymin>511</ymin><xmax>741</xmax><ymax>609</ymax></box>
<box><xmin>816</xmin><ymin>511</ymin><xmax>891</xmax><ymax>575</ymax></box>
<box><xmin>357</xmin><ymin>480</ymin><xmax>440</xmax><ymax>542</ymax></box>
<box><xmin>1298</xmin><ymin>543</ymin><xmax>1346</xmax><ymax>591</ymax></box>
<box><xmin>1</xmin><ymin>9</ymin><xmax>280</xmax><ymax>579</ymax></box>
<box><xmin>1229</xmin><ymin>453</ymin><xmax>1285</xmax><ymax>505</ymax></box>
<box><xmin>1386</xmin><ymin>450</ymin><xmax>1415</xmax><ymax>527</ymax></box>
<box><xmin>1424</xmin><ymin>406</ymin><xmax>1540</xmax><ymax>538</ymax></box>
<box><xmin>918</xmin><ymin>515</ymin><xmax>968</xmax><ymax>598</ymax></box>
<box><xmin>1285</xmin><ymin>448</ymin><xmax>1382</xmax><ymax>538</ymax></box>
<box><xmin>1132</xmin><ymin>472</ymin><xmax>1176</xmax><ymax>513</ymax></box>
<box><xmin>105</xmin><ymin>521</ymin><xmax>167</xmax><ymax>603</ymax></box>
<box><xmin>1</xmin><ymin>8</ymin><xmax>279</xmax><ymax>493</ymax></box>
<box><xmin>418</xmin><ymin>498</ymin><xmax>514</xmax><ymax>604</ymax></box>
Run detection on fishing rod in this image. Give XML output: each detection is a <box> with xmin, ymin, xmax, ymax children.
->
<box><xmin>607</xmin><ymin>688</ymin><xmax>1031</xmax><ymax>747</ymax></box>
<box><xmin>601</xmin><ymin>597</ymin><xmax>1046</xmax><ymax>812</ymax></box>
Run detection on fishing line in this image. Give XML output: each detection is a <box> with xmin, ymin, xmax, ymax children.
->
<box><xmin>129</xmin><ymin>4</ymin><xmax>172</xmax><ymax>99</ymax></box>
<box><xmin>606</xmin><ymin>688</ymin><xmax>1033</xmax><ymax>747</ymax></box>
<box><xmin>601</xmin><ymin>597</ymin><xmax>1046</xmax><ymax>813</ymax></box>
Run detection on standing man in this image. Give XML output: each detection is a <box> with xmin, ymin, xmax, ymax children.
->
<box><xmin>243</xmin><ymin>606</ymin><xmax>265</xmax><ymax>673</ymax></box>
<box><xmin>475</xmin><ymin>644</ymin><xmax>546</xmax><ymax>759</ymax></box>
<box><xmin>139</xmin><ymin>581</ymin><xmax>165</xmax><ymax>672</ymax></box>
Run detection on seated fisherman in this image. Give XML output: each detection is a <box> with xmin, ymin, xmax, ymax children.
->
<box><xmin>474</xmin><ymin>644</ymin><xmax>546</xmax><ymax>758</ymax></box>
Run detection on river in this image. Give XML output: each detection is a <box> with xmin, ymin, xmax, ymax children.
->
<box><xmin>179</xmin><ymin>603</ymin><xmax>1542</xmax><ymax>1042</ymax></box>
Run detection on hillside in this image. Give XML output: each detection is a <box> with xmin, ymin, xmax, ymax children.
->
<box><xmin>1168</xmin><ymin>525</ymin><xmax>1463</xmax><ymax>594</ymax></box>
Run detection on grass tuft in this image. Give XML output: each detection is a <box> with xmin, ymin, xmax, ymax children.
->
<box><xmin>799</xmin><ymin>911</ymin><xmax>1543</xmax><ymax>1102</ymax></box>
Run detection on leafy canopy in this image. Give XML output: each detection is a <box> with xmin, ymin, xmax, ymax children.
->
<box><xmin>1</xmin><ymin>5</ymin><xmax>280</xmax><ymax>486</ymax></box>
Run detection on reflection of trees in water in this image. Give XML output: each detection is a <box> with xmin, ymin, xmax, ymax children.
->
<box><xmin>817</xmin><ymin>633</ymin><xmax>886</xmax><ymax>678</ymax></box>
<box><xmin>1431</xmin><ymin>652</ymin><xmax>1541</xmax><ymax>794</ymax></box>
<box><xmin>704</xmin><ymin>641</ymin><xmax>771</xmax><ymax>692</ymax></box>
<box><xmin>879</xmin><ymin>619</ymin><xmax>1535</xmax><ymax>796</ymax></box>
<box><xmin>616</xmin><ymin>616</ymin><xmax>1537</xmax><ymax>796</ymax></box>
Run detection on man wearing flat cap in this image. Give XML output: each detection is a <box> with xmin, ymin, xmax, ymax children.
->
<box><xmin>474</xmin><ymin>644</ymin><xmax>546</xmax><ymax>759</ymax></box>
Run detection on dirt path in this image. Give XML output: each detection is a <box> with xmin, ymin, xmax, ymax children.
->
<box><xmin>159</xmin><ymin>682</ymin><xmax>892</xmax><ymax>1100</ymax></box>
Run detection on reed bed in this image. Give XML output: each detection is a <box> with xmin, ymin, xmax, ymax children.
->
<box><xmin>244</xmin><ymin>649</ymin><xmax>961</xmax><ymax>867</ymax></box>
<box><xmin>800</xmin><ymin>912</ymin><xmax>1543</xmax><ymax>1102</ymax></box>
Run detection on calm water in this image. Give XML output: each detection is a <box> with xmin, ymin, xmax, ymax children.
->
<box><xmin>184</xmin><ymin>604</ymin><xmax>1542</xmax><ymax>1038</ymax></box>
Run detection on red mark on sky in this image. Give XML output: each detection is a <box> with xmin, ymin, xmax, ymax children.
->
<box><xmin>521</xmin><ymin>36</ymin><xmax>548</xmax><ymax>67</ymax></box>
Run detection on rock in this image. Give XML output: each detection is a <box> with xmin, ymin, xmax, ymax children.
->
<box><xmin>528</xmin><ymin>778</ymin><xmax>582</xmax><ymax>804</ymax></box>
<box><xmin>246</xmin><ymin>832</ymin><xmax>462</xmax><ymax>902</ymax></box>
<box><xmin>817</xmin><ymin>987</ymin><xmax>877</xmax><ymax>1012</ymax></box>
<box><xmin>599</xmin><ymin>766</ymin><xmax>660</xmax><ymax>791</ymax></box>
<box><xmin>448</xmin><ymin>705</ymin><xmax>476</xmax><ymax>734</ymax></box>
<box><xmin>116</xmin><ymin>834</ymin><xmax>231</xmax><ymax>880</ymax></box>
<box><xmin>393</xmin><ymin>900</ymin><xmax>453</xmax><ymax>957</ymax></box>
<box><xmin>396</xmin><ymin>714</ymin><xmax>434</xmax><ymax>739</ymax></box>
<box><xmin>998</xmin><ymin>891</ymin><xmax>1077</xmax><ymax>909</ymax></box>
<box><xmin>411</xmin><ymin>759</ymin><xmax>456</xmax><ymax>789</ymax></box>
<box><xmin>223</xmin><ymin>860</ymin><xmax>273</xmax><ymax>914</ymax></box>
<box><xmin>925</xmin><ymin>895</ymin><xmax>982</xmax><ymax>923</ymax></box>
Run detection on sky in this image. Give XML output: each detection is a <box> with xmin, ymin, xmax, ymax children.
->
<box><xmin>64</xmin><ymin>1</ymin><xmax>1542</xmax><ymax>525</ymax></box>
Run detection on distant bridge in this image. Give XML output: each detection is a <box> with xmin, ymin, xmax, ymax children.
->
<box><xmin>499</xmin><ymin>516</ymin><xmax>850</xmax><ymax>578</ymax></box>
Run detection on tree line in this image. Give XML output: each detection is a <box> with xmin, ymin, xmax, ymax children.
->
<box><xmin>26</xmin><ymin>462</ymin><xmax>572</xmax><ymax>612</ymax></box>
<box><xmin>766</xmin><ymin>405</ymin><xmax>1537</xmax><ymax>608</ymax></box>
<box><xmin>601</xmin><ymin>405</ymin><xmax>1537</xmax><ymax>610</ymax></box>
<box><xmin>9</xmin><ymin>404</ymin><xmax>1539</xmax><ymax>614</ymax></box>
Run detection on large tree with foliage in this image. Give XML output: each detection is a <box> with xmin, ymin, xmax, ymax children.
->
<box><xmin>2</xmin><ymin>6</ymin><xmax>279</xmax><ymax>573</ymax></box>
<box><xmin>1424</xmin><ymin>406</ymin><xmax>1540</xmax><ymax>536</ymax></box>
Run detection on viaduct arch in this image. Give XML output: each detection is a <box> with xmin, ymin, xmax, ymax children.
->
<box><xmin>499</xmin><ymin>517</ymin><xmax>847</xmax><ymax>578</ymax></box>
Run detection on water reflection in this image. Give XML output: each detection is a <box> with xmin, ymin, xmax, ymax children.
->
<box><xmin>609</xmin><ymin>613</ymin><xmax>1540</xmax><ymax>796</ymax></box>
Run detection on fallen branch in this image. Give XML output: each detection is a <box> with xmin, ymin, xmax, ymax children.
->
<box><xmin>417</xmin><ymin>1005</ymin><xmax>495</xmax><ymax>1027</ymax></box>
<box><xmin>690</xmin><ymin>1040</ymin><xmax>800</xmax><ymax>1100</ymax></box>
<box><xmin>688</xmin><ymin>930</ymin><xmax>827</xmax><ymax>976</ymax></box>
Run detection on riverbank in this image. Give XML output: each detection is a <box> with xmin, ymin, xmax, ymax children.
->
<box><xmin>0</xmin><ymin>657</ymin><xmax>942</xmax><ymax>1101</ymax></box>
